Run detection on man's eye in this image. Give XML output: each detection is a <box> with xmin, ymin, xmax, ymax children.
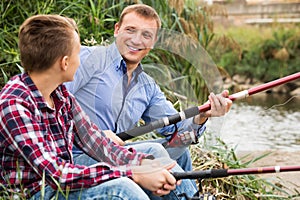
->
<box><xmin>143</xmin><ymin>32</ymin><xmax>153</xmax><ymax>39</ymax></box>
<box><xmin>126</xmin><ymin>28</ymin><xmax>135</xmax><ymax>33</ymax></box>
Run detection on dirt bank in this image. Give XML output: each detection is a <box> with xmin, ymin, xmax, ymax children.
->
<box><xmin>237</xmin><ymin>150</ymin><xmax>300</xmax><ymax>198</ymax></box>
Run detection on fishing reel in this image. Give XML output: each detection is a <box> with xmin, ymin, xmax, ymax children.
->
<box><xmin>163</xmin><ymin>128</ymin><xmax>199</xmax><ymax>148</ymax></box>
<box><xmin>178</xmin><ymin>177</ymin><xmax>216</xmax><ymax>200</ymax></box>
<box><xmin>178</xmin><ymin>192</ymin><xmax>216</xmax><ymax>200</ymax></box>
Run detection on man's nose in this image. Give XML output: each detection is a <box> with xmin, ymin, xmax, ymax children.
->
<box><xmin>131</xmin><ymin>32</ymin><xmax>143</xmax><ymax>44</ymax></box>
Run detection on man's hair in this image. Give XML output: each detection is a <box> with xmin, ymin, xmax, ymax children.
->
<box><xmin>18</xmin><ymin>14</ymin><xmax>79</xmax><ymax>72</ymax></box>
<box><xmin>119</xmin><ymin>4</ymin><xmax>161</xmax><ymax>29</ymax></box>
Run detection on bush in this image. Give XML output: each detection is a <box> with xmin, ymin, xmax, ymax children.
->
<box><xmin>210</xmin><ymin>24</ymin><xmax>300</xmax><ymax>82</ymax></box>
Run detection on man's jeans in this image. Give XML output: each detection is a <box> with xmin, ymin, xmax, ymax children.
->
<box><xmin>31</xmin><ymin>143</ymin><xmax>197</xmax><ymax>200</ymax></box>
<box><xmin>127</xmin><ymin>138</ymin><xmax>193</xmax><ymax>172</ymax></box>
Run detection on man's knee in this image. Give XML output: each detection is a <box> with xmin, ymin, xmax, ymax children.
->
<box><xmin>148</xmin><ymin>143</ymin><xmax>170</xmax><ymax>158</ymax></box>
<box><xmin>130</xmin><ymin>142</ymin><xmax>170</xmax><ymax>159</ymax></box>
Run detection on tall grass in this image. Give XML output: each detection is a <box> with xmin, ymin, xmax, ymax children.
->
<box><xmin>0</xmin><ymin>0</ymin><xmax>221</xmax><ymax>103</ymax></box>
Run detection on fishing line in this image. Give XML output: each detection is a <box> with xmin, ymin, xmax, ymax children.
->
<box><xmin>266</xmin><ymin>94</ymin><xmax>300</xmax><ymax>110</ymax></box>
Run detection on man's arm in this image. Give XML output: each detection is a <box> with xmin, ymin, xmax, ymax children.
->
<box><xmin>142</xmin><ymin>83</ymin><xmax>231</xmax><ymax>141</ymax></box>
<box><xmin>142</xmin><ymin>81</ymin><xmax>206</xmax><ymax>138</ymax></box>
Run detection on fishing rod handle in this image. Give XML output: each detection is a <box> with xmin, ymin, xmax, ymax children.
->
<box><xmin>172</xmin><ymin>169</ymin><xmax>228</xmax><ymax>180</ymax></box>
<box><xmin>117</xmin><ymin>119</ymin><xmax>164</xmax><ymax>140</ymax></box>
<box><xmin>118</xmin><ymin>106</ymin><xmax>200</xmax><ymax>141</ymax></box>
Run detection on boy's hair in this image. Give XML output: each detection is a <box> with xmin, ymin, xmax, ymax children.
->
<box><xmin>18</xmin><ymin>14</ymin><xmax>79</xmax><ymax>72</ymax></box>
<box><xmin>119</xmin><ymin>4</ymin><xmax>161</xmax><ymax>29</ymax></box>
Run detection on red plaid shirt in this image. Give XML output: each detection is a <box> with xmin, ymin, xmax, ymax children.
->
<box><xmin>0</xmin><ymin>73</ymin><xmax>148</xmax><ymax>198</ymax></box>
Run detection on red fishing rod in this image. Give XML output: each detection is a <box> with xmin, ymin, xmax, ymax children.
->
<box><xmin>173</xmin><ymin>165</ymin><xmax>300</xmax><ymax>200</ymax></box>
<box><xmin>118</xmin><ymin>72</ymin><xmax>300</xmax><ymax>141</ymax></box>
<box><xmin>172</xmin><ymin>165</ymin><xmax>300</xmax><ymax>180</ymax></box>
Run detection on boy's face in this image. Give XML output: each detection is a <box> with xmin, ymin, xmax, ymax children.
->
<box><xmin>114</xmin><ymin>12</ymin><xmax>158</xmax><ymax>69</ymax></box>
<box><xmin>66</xmin><ymin>31</ymin><xmax>81</xmax><ymax>81</ymax></box>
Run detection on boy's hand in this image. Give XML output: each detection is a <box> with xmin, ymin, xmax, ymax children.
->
<box><xmin>131</xmin><ymin>158</ymin><xmax>179</xmax><ymax>196</ymax></box>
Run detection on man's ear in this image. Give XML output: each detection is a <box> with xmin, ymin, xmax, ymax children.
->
<box><xmin>61</xmin><ymin>56</ymin><xmax>69</xmax><ymax>71</ymax></box>
<box><xmin>150</xmin><ymin>33</ymin><xmax>159</xmax><ymax>49</ymax></box>
<box><xmin>114</xmin><ymin>23</ymin><xmax>120</xmax><ymax>37</ymax></box>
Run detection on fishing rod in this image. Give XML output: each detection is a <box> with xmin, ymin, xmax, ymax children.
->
<box><xmin>172</xmin><ymin>165</ymin><xmax>300</xmax><ymax>180</ymax></box>
<box><xmin>173</xmin><ymin>165</ymin><xmax>300</xmax><ymax>200</ymax></box>
<box><xmin>118</xmin><ymin>72</ymin><xmax>300</xmax><ymax>141</ymax></box>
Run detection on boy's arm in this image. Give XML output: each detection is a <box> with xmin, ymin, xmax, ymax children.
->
<box><xmin>0</xmin><ymin>98</ymin><xmax>138</xmax><ymax>191</ymax></box>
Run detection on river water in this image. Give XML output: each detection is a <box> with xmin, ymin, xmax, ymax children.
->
<box><xmin>205</xmin><ymin>93</ymin><xmax>300</xmax><ymax>152</ymax></box>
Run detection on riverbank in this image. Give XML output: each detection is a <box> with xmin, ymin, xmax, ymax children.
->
<box><xmin>237</xmin><ymin>150</ymin><xmax>300</xmax><ymax>198</ymax></box>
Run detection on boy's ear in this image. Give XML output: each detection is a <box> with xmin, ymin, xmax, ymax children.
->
<box><xmin>61</xmin><ymin>56</ymin><xmax>69</xmax><ymax>71</ymax></box>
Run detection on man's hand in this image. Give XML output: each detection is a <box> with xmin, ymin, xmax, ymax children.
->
<box><xmin>194</xmin><ymin>90</ymin><xmax>232</xmax><ymax>124</ymax></box>
<box><xmin>207</xmin><ymin>90</ymin><xmax>232</xmax><ymax>117</ymax></box>
<box><xmin>103</xmin><ymin>130</ymin><xmax>125</xmax><ymax>146</ymax></box>
<box><xmin>131</xmin><ymin>158</ymin><xmax>180</xmax><ymax>196</ymax></box>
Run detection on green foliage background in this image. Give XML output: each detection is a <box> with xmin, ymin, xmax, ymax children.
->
<box><xmin>1</xmin><ymin>0</ymin><xmax>218</xmax><ymax>104</ymax></box>
<box><xmin>1</xmin><ymin>0</ymin><xmax>299</xmax><ymax>99</ymax></box>
<box><xmin>210</xmin><ymin>24</ymin><xmax>300</xmax><ymax>82</ymax></box>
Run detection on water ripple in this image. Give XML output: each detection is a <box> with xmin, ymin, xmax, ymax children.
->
<box><xmin>208</xmin><ymin>94</ymin><xmax>300</xmax><ymax>152</ymax></box>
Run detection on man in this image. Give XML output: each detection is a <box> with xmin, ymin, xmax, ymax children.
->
<box><xmin>66</xmin><ymin>4</ymin><xmax>231</xmax><ymax>175</ymax></box>
<box><xmin>0</xmin><ymin>14</ymin><xmax>196</xmax><ymax>200</ymax></box>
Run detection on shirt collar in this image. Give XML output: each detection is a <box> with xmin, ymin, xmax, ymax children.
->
<box><xmin>21</xmin><ymin>73</ymin><xmax>46</xmax><ymax>108</ymax></box>
<box><xmin>21</xmin><ymin>73</ymin><xmax>68</xmax><ymax>109</ymax></box>
<box><xmin>107</xmin><ymin>42</ymin><xmax>123</xmax><ymax>73</ymax></box>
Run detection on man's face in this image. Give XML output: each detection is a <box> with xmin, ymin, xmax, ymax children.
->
<box><xmin>114</xmin><ymin>12</ymin><xmax>158</xmax><ymax>68</ymax></box>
